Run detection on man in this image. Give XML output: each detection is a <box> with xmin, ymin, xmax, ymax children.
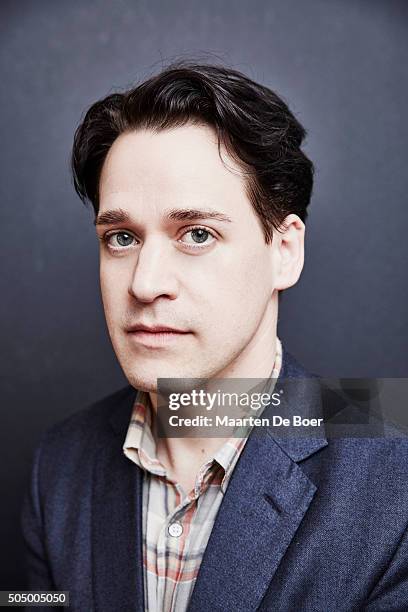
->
<box><xmin>22</xmin><ymin>62</ymin><xmax>408</xmax><ymax>611</ymax></box>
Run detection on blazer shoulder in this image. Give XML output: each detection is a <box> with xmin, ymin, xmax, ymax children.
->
<box><xmin>38</xmin><ymin>385</ymin><xmax>136</xmax><ymax>460</ymax></box>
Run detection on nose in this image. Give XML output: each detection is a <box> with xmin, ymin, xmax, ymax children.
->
<box><xmin>128</xmin><ymin>235</ymin><xmax>179</xmax><ymax>303</ymax></box>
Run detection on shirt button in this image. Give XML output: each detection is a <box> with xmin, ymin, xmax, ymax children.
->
<box><xmin>168</xmin><ymin>522</ymin><xmax>183</xmax><ymax>537</ymax></box>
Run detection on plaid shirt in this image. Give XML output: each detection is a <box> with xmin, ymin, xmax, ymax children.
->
<box><xmin>123</xmin><ymin>337</ymin><xmax>282</xmax><ymax>612</ymax></box>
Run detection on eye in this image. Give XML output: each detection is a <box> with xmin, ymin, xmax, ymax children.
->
<box><xmin>103</xmin><ymin>231</ymin><xmax>137</xmax><ymax>250</ymax></box>
<box><xmin>179</xmin><ymin>227</ymin><xmax>216</xmax><ymax>248</ymax></box>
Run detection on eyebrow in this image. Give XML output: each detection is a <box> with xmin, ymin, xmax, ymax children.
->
<box><xmin>94</xmin><ymin>208</ymin><xmax>130</xmax><ymax>226</ymax></box>
<box><xmin>94</xmin><ymin>207</ymin><xmax>233</xmax><ymax>226</ymax></box>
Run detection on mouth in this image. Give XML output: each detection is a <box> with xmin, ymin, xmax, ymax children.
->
<box><xmin>126</xmin><ymin>324</ymin><xmax>192</xmax><ymax>348</ymax></box>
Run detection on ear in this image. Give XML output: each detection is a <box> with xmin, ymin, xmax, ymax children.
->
<box><xmin>273</xmin><ymin>214</ymin><xmax>305</xmax><ymax>291</ymax></box>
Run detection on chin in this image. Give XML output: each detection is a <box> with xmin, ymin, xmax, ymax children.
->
<box><xmin>123</xmin><ymin>371</ymin><xmax>159</xmax><ymax>393</ymax></box>
<box><xmin>120</xmin><ymin>361</ymin><xmax>208</xmax><ymax>394</ymax></box>
<box><xmin>122</xmin><ymin>363</ymin><xmax>185</xmax><ymax>392</ymax></box>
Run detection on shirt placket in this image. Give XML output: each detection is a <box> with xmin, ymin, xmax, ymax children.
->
<box><xmin>158</xmin><ymin>460</ymin><xmax>218</xmax><ymax>611</ymax></box>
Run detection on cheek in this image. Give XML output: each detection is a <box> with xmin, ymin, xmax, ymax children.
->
<box><xmin>99</xmin><ymin>262</ymin><xmax>128</xmax><ymax>319</ymax></box>
<box><xmin>196</xmin><ymin>250</ymin><xmax>272</xmax><ymax>333</ymax></box>
<box><xmin>224</xmin><ymin>246</ymin><xmax>272</xmax><ymax>299</ymax></box>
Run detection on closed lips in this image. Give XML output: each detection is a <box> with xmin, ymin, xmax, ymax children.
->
<box><xmin>127</xmin><ymin>325</ymin><xmax>190</xmax><ymax>333</ymax></box>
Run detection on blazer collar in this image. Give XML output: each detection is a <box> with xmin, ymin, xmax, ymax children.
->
<box><xmin>109</xmin><ymin>385</ymin><xmax>138</xmax><ymax>437</ymax></box>
<box><xmin>268</xmin><ymin>344</ymin><xmax>328</xmax><ymax>462</ymax></box>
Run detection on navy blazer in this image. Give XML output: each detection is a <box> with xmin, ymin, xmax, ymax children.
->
<box><xmin>22</xmin><ymin>348</ymin><xmax>408</xmax><ymax>611</ymax></box>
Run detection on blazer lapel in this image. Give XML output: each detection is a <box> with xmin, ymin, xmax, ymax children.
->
<box><xmin>187</xmin><ymin>433</ymin><xmax>323</xmax><ymax>611</ymax></box>
<box><xmin>91</xmin><ymin>387</ymin><xmax>145</xmax><ymax>612</ymax></box>
<box><xmin>188</xmin><ymin>349</ymin><xmax>328</xmax><ymax>612</ymax></box>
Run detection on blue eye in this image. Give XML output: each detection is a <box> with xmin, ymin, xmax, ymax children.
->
<box><xmin>115</xmin><ymin>232</ymin><xmax>134</xmax><ymax>247</ymax></box>
<box><xmin>180</xmin><ymin>227</ymin><xmax>216</xmax><ymax>247</ymax></box>
<box><xmin>105</xmin><ymin>232</ymin><xmax>135</xmax><ymax>248</ymax></box>
<box><xmin>191</xmin><ymin>229</ymin><xmax>209</xmax><ymax>243</ymax></box>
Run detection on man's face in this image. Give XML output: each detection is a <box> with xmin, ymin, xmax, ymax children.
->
<box><xmin>97</xmin><ymin>124</ymin><xmax>280</xmax><ymax>392</ymax></box>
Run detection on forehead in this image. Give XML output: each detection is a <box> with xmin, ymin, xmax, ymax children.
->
<box><xmin>98</xmin><ymin>124</ymin><xmax>250</xmax><ymax>216</ymax></box>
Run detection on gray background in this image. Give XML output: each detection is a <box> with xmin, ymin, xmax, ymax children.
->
<box><xmin>1</xmin><ymin>0</ymin><xmax>407</xmax><ymax>588</ymax></box>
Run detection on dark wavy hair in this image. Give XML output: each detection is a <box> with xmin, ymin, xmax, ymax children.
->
<box><xmin>71</xmin><ymin>61</ymin><xmax>314</xmax><ymax>243</ymax></box>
